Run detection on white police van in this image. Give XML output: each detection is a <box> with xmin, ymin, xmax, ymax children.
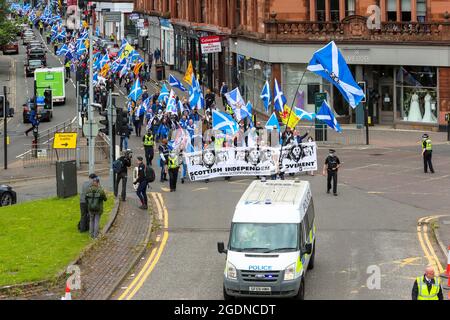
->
<box><xmin>218</xmin><ymin>179</ymin><xmax>316</xmax><ymax>300</ymax></box>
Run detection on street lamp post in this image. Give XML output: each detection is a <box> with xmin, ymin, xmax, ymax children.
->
<box><xmin>88</xmin><ymin>5</ymin><xmax>95</xmax><ymax>175</ymax></box>
<box><xmin>108</xmin><ymin>90</ymin><xmax>119</xmax><ymax>191</ymax></box>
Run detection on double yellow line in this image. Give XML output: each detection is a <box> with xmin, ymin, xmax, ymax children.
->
<box><xmin>118</xmin><ymin>192</ymin><xmax>169</xmax><ymax>300</ymax></box>
<box><xmin>417</xmin><ymin>216</ymin><xmax>445</xmax><ymax>275</ymax></box>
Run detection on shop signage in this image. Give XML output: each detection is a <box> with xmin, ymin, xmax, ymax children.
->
<box><xmin>103</xmin><ymin>12</ymin><xmax>121</xmax><ymax>22</ymax></box>
<box><xmin>200</xmin><ymin>35</ymin><xmax>222</xmax><ymax>54</ymax></box>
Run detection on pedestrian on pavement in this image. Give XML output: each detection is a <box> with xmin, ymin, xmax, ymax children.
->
<box><xmin>159</xmin><ymin>138</ymin><xmax>169</xmax><ymax>182</ymax></box>
<box><xmin>133</xmin><ymin>156</ymin><xmax>148</xmax><ymax>210</ymax></box>
<box><xmin>323</xmin><ymin>149</ymin><xmax>341</xmax><ymax>196</ymax></box>
<box><xmin>85</xmin><ymin>176</ymin><xmax>107</xmax><ymax>239</ymax></box>
<box><xmin>421</xmin><ymin>133</ymin><xmax>434</xmax><ymax>174</ymax></box>
<box><xmin>143</xmin><ymin>128</ymin><xmax>155</xmax><ymax>166</ymax></box>
<box><xmin>168</xmin><ymin>150</ymin><xmax>181</xmax><ymax>192</ymax></box>
<box><xmin>79</xmin><ymin>173</ymin><xmax>97</xmax><ymax>232</ymax></box>
<box><xmin>25</xmin><ymin>109</ymin><xmax>40</xmax><ymax>136</ymax></box>
<box><xmin>114</xmin><ymin>150</ymin><xmax>132</xmax><ymax>201</ymax></box>
<box><xmin>205</xmin><ymin>89</ymin><xmax>216</xmax><ymax>110</ymax></box>
<box><xmin>119</xmin><ymin>119</ymin><xmax>132</xmax><ymax>152</ymax></box>
<box><xmin>412</xmin><ymin>266</ymin><xmax>443</xmax><ymax>300</ymax></box>
<box><xmin>154</xmin><ymin>48</ymin><xmax>161</xmax><ymax>63</ymax></box>
<box><xmin>220</xmin><ymin>82</ymin><xmax>228</xmax><ymax>108</ymax></box>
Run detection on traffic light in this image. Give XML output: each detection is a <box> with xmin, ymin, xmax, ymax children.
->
<box><xmin>116</xmin><ymin>108</ymin><xmax>128</xmax><ymax>134</ymax></box>
<box><xmin>99</xmin><ymin>110</ymin><xmax>109</xmax><ymax>135</ymax></box>
<box><xmin>44</xmin><ymin>89</ymin><xmax>53</xmax><ymax>110</ymax></box>
<box><xmin>0</xmin><ymin>95</ymin><xmax>5</xmax><ymax>118</ymax></box>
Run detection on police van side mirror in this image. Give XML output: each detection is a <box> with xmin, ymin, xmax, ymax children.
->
<box><xmin>303</xmin><ymin>243</ymin><xmax>313</xmax><ymax>255</ymax></box>
<box><xmin>217</xmin><ymin>242</ymin><xmax>227</xmax><ymax>254</ymax></box>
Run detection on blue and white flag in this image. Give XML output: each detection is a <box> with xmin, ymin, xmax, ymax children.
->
<box><xmin>189</xmin><ymin>74</ymin><xmax>201</xmax><ymax>108</ymax></box>
<box><xmin>169</xmin><ymin>74</ymin><xmax>186</xmax><ymax>92</ymax></box>
<box><xmin>142</xmin><ymin>96</ymin><xmax>152</xmax><ymax>110</ymax></box>
<box><xmin>224</xmin><ymin>87</ymin><xmax>245</xmax><ymax>111</ymax></box>
<box><xmin>316</xmin><ymin>100</ymin><xmax>342</xmax><ymax>133</ymax></box>
<box><xmin>166</xmin><ymin>90</ymin><xmax>178</xmax><ymax>114</ymax></box>
<box><xmin>260</xmin><ymin>80</ymin><xmax>272</xmax><ymax>113</ymax></box>
<box><xmin>273</xmin><ymin>78</ymin><xmax>286</xmax><ymax>113</ymax></box>
<box><xmin>99</xmin><ymin>54</ymin><xmax>110</xmax><ymax>69</ymax></box>
<box><xmin>76</xmin><ymin>41</ymin><xmax>87</xmax><ymax>57</ymax></box>
<box><xmin>128</xmin><ymin>78</ymin><xmax>143</xmax><ymax>102</ymax></box>
<box><xmin>212</xmin><ymin>110</ymin><xmax>239</xmax><ymax>135</ymax></box>
<box><xmin>294</xmin><ymin>107</ymin><xmax>316</xmax><ymax>122</ymax></box>
<box><xmin>93</xmin><ymin>72</ymin><xmax>99</xmax><ymax>85</ymax></box>
<box><xmin>119</xmin><ymin>59</ymin><xmax>130</xmax><ymax>78</ymax></box>
<box><xmin>56</xmin><ymin>44</ymin><xmax>69</xmax><ymax>56</ymax></box>
<box><xmin>95</xmin><ymin>26</ymin><xmax>100</xmax><ymax>37</ymax></box>
<box><xmin>158</xmin><ymin>84</ymin><xmax>170</xmax><ymax>103</ymax></box>
<box><xmin>307</xmin><ymin>41</ymin><xmax>365</xmax><ymax>108</ymax></box>
<box><xmin>265</xmin><ymin>112</ymin><xmax>279</xmax><ymax>130</ymax></box>
<box><xmin>236</xmin><ymin>101</ymin><xmax>252</xmax><ymax>121</ymax></box>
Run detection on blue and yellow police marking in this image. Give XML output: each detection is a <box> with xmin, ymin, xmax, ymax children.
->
<box><xmin>118</xmin><ymin>192</ymin><xmax>169</xmax><ymax>300</ymax></box>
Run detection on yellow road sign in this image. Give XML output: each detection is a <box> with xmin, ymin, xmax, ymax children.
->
<box><xmin>53</xmin><ymin>132</ymin><xmax>77</xmax><ymax>149</ymax></box>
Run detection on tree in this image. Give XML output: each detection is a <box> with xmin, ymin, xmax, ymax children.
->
<box><xmin>0</xmin><ymin>0</ymin><xmax>20</xmax><ymax>46</ymax></box>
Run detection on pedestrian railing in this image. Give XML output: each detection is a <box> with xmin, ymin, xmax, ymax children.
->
<box><xmin>37</xmin><ymin>116</ymin><xmax>78</xmax><ymax>146</ymax></box>
<box><xmin>21</xmin><ymin>139</ymin><xmax>109</xmax><ymax>168</ymax></box>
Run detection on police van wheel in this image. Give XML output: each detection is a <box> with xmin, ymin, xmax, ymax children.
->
<box><xmin>307</xmin><ymin>243</ymin><xmax>315</xmax><ymax>270</ymax></box>
<box><xmin>294</xmin><ymin>279</ymin><xmax>305</xmax><ymax>300</ymax></box>
<box><xmin>223</xmin><ymin>286</ymin><xmax>233</xmax><ymax>301</ymax></box>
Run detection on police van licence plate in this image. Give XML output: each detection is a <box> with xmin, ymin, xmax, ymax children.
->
<box><xmin>249</xmin><ymin>287</ymin><xmax>271</xmax><ymax>292</ymax></box>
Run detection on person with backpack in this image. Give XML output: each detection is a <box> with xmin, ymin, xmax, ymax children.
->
<box><xmin>85</xmin><ymin>176</ymin><xmax>107</xmax><ymax>239</ymax></box>
<box><xmin>113</xmin><ymin>150</ymin><xmax>132</xmax><ymax>201</ymax></box>
<box><xmin>79</xmin><ymin>173</ymin><xmax>97</xmax><ymax>233</ymax></box>
<box><xmin>133</xmin><ymin>156</ymin><xmax>149</xmax><ymax>210</ymax></box>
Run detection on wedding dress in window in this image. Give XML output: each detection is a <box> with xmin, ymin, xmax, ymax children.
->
<box><xmin>407</xmin><ymin>93</ymin><xmax>422</xmax><ymax>122</ymax></box>
<box><xmin>422</xmin><ymin>93</ymin><xmax>437</xmax><ymax>123</ymax></box>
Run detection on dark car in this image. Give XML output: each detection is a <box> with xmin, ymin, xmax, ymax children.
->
<box><xmin>25</xmin><ymin>59</ymin><xmax>43</xmax><ymax>77</ymax></box>
<box><xmin>0</xmin><ymin>185</ymin><xmax>17</xmax><ymax>207</ymax></box>
<box><xmin>2</xmin><ymin>40</ymin><xmax>19</xmax><ymax>54</ymax></box>
<box><xmin>27</xmin><ymin>49</ymin><xmax>47</xmax><ymax>66</ymax></box>
<box><xmin>26</xmin><ymin>41</ymin><xmax>44</xmax><ymax>53</ymax></box>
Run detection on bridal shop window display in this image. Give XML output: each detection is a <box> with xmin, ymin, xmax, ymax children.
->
<box><xmin>396</xmin><ymin>66</ymin><xmax>438</xmax><ymax>124</ymax></box>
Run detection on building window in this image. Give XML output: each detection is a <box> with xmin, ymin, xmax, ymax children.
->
<box><xmin>417</xmin><ymin>0</ymin><xmax>426</xmax><ymax>22</ymax></box>
<box><xmin>235</xmin><ymin>0</ymin><xmax>241</xmax><ymax>28</ymax></box>
<box><xmin>346</xmin><ymin>0</ymin><xmax>355</xmax><ymax>16</ymax></box>
<box><xmin>396</xmin><ymin>66</ymin><xmax>438</xmax><ymax>123</ymax></box>
<box><xmin>317</xmin><ymin>0</ymin><xmax>325</xmax><ymax>22</ymax></box>
<box><xmin>401</xmin><ymin>0</ymin><xmax>411</xmax><ymax>21</ymax></box>
<box><xmin>201</xmin><ymin>0</ymin><xmax>206</xmax><ymax>23</ymax></box>
<box><xmin>387</xmin><ymin>0</ymin><xmax>397</xmax><ymax>21</ymax></box>
<box><xmin>330</xmin><ymin>0</ymin><xmax>339</xmax><ymax>22</ymax></box>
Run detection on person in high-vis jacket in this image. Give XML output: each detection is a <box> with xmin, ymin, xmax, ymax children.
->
<box><xmin>143</xmin><ymin>129</ymin><xmax>155</xmax><ymax>166</ymax></box>
<box><xmin>168</xmin><ymin>151</ymin><xmax>181</xmax><ymax>192</ymax></box>
<box><xmin>412</xmin><ymin>266</ymin><xmax>443</xmax><ymax>300</ymax></box>
<box><xmin>422</xmin><ymin>133</ymin><xmax>434</xmax><ymax>173</ymax></box>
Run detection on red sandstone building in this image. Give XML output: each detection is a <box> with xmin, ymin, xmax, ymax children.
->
<box><xmin>131</xmin><ymin>0</ymin><xmax>450</xmax><ymax>130</ymax></box>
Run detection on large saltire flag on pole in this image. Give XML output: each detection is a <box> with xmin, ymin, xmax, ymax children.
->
<box><xmin>166</xmin><ymin>90</ymin><xmax>178</xmax><ymax>114</ymax></box>
<box><xmin>273</xmin><ymin>78</ymin><xmax>287</xmax><ymax>113</ymax></box>
<box><xmin>260</xmin><ymin>80</ymin><xmax>272</xmax><ymax>114</ymax></box>
<box><xmin>279</xmin><ymin>105</ymin><xmax>301</xmax><ymax>129</ymax></box>
<box><xmin>316</xmin><ymin>100</ymin><xmax>342</xmax><ymax>133</ymax></box>
<box><xmin>224</xmin><ymin>87</ymin><xmax>246</xmax><ymax>111</ymax></box>
<box><xmin>212</xmin><ymin>110</ymin><xmax>239</xmax><ymax>135</ymax></box>
<box><xmin>128</xmin><ymin>78</ymin><xmax>143</xmax><ymax>102</ymax></box>
<box><xmin>183</xmin><ymin>61</ymin><xmax>194</xmax><ymax>86</ymax></box>
<box><xmin>307</xmin><ymin>41</ymin><xmax>365</xmax><ymax>108</ymax></box>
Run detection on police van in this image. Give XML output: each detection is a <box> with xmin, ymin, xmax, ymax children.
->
<box><xmin>217</xmin><ymin>179</ymin><xmax>316</xmax><ymax>300</ymax></box>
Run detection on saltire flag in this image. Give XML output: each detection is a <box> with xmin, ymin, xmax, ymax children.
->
<box><xmin>316</xmin><ymin>100</ymin><xmax>342</xmax><ymax>133</ymax></box>
<box><xmin>212</xmin><ymin>110</ymin><xmax>239</xmax><ymax>135</ymax></box>
<box><xmin>129</xmin><ymin>51</ymin><xmax>144</xmax><ymax>63</ymax></box>
<box><xmin>178</xmin><ymin>100</ymin><xmax>187</xmax><ymax>113</ymax></box>
<box><xmin>133</xmin><ymin>62</ymin><xmax>144</xmax><ymax>76</ymax></box>
<box><xmin>117</xmin><ymin>39</ymin><xmax>128</xmax><ymax>57</ymax></box>
<box><xmin>113</xmin><ymin>58</ymin><xmax>127</xmax><ymax>74</ymax></box>
<box><xmin>307</xmin><ymin>41</ymin><xmax>365</xmax><ymax>108</ymax></box>
<box><xmin>188</xmin><ymin>74</ymin><xmax>201</xmax><ymax>108</ymax></box>
<box><xmin>294</xmin><ymin>107</ymin><xmax>315</xmax><ymax>122</ymax></box>
<box><xmin>183</xmin><ymin>61</ymin><xmax>194</xmax><ymax>86</ymax></box>
<box><xmin>279</xmin><ymin>105</ymin><xmax>301</xmax><ymax>129</ymax></box>
<box><xmin>95</xmin><ymin>26</ymin><xmax>100</xmax><ymax>37</ymax></box>
<box><xmin>260</xmin><ymin>80</ymin><xmax>272</xmax><ymax>113</ymax></box>
<box><xmin>93</xmin><ymin>72</ymin><xmax>99</xmax><ymax>85</ymax></box>
<box><xmin>196</xmin><ymin>89</ymin><xmax>205</xmax><ymax>110</ymax></box>
<box><xmin>236</xmin><ymin>101</ymin><xmax>252</xmax><ymax>122</ymax></box>
<box><xmin>76</xmin><ymin>40</ymin><xmax>87</xmax><ymax>57</ymax></box>
<box><xmin>224</xmin><ymin>87</ymin><xmax>245</xmax><ymax>111</ymax></box>
<box><xmin>99</xmin><ymin>54</ymin><xmax>110</xmax><ymax>69</ymax></box>
<box><xmin>166</xmin><ymin>90</ymin><xmax>178</xmax><ymax>114</ymax></box>
<box><xmin>56</xmin><ymin>44</ymin><xmax>69</xmax><ymax>56</ymax></box>
<box><xmin>128</xmin><ymin>78</ymin><xmax>143</xmax><ymax>102</ymax></box>
<box><xmin>119</xmin><ymin>59</ymin><xmax>130</xmax><ymax>78</ymax></box>
<box><xmin>265</xmin><ymin>112</ymin><xmax>280</xmax><ymax>130</ymax></box>
<box><xmin>142</xmin><ymin>96</ymin><xmax>152</xmax><ymax>110</ymax></box>
<box><xmin>169</xmin><ymin>74</ymin><xmax>186</xmax><ymax>92</ymax></box>
<box><xmin>273</xmin><ymin>78</ymin><xmax>287</xmax><ymax>113</ymax></box>
<box><xmin>158</xmin><ymin>84</ymin><xmax>170</xmax><ymax>103</ymax></box>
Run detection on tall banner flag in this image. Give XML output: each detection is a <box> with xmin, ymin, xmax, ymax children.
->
<box><xmin>273</xmin><ymin>78</ymin><xmax>287</xmax><ymax>113</ymax></box>
<box><xmin>166</xmin><ymin>90</ymin><xmax>178</xmax><ymax>114</ymax></box>
<box><xmin>184</xmin><ymin>61</ymin><xmax>194</xmax><ymax>86</ymax></box>
<box><xmin>260</xmin><ymin>80</ymin><xmax>272</xmax><ymax>113</ymax></box>
<box><xmin>128</xmin><ymin>78</ymin><xmax>143</xmax><ymax>102</ymax></box>
<box><xmin>169</xmin><ymin>74</ymin><xmax>187</xmax><ymax>92</ymax></box>
<box><xmin>307</xmin><ymin>41</ymin><xmax>365</xmax><ymax>108</ymax></box>
<box><xmin>224</xmin><ymin>88</ymin><xmax>245</xmax><ymax>111</ymax></box>
<box><xmin>212</xmin><ymin>110</ymin><xmax>239</xmax><ymax>135</ymax></box>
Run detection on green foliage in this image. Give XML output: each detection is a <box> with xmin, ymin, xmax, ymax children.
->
<box><xmin>0</xmin><ymin>0</ymin><xmax>20</xmax><ymax>46</ymax></box>
<box><xmin>0</xmin><ymin>195</ymin><xmax>114</xmax><ymax>287</ymax></box>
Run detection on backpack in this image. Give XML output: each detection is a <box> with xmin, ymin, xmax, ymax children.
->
<box><xmin>112</xmin><ymin>159</ymin><xmax>123</xmax><ymax>173</ymax></box>
<box><xmin>145</xmin><ymin>165</ymin><xmax>155</xmax><ymax>183</ymax></box>
<box><xmin>86</xmin><ymin>187</ymin><xmax>103</xmax><ymax>213</ymax></box>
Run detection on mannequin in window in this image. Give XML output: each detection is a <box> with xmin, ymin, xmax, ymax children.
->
<box><xmin>407</xmin><ymin>92</ymin><xmax>422</xmax><ymax>122</ymax></box>
<box><xmin>422</xmin><ymin>92</ymin><xmax>437</xmax><ymax>123</ymax></box>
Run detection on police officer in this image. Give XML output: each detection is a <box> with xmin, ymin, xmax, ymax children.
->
<box><xmin>64</xmin><ymin>58</ymin><xmax>71</xmax><ymax>80</ymax></box>
<box><xmin>143</xmin><ymin>129</ymin><xmax>155</xmax><ymax>166</ymax></box>
<box><xmin>412</xmin><ymin>266</ymin><xmax>443</xmax><ymax>300</ymax></box>
<box><xmin>168</xmin><ymin>150</ymin><xmax>181</xmax><ymax>192</ymax></box>
<box><xmin>421</xmin><ymin>133</ymin><xmax>434</xmax><ymax>173</ymax></box>
<box><xmin>323</xmin><ymin>149</ymin><xmax>341</xmax><ymax>196</ymax></box>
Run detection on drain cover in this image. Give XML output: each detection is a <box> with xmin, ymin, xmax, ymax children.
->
<box><xmin>369</xmin><ymin>153</ymin><xmax>384</xmax><ymax>156</ymax></box>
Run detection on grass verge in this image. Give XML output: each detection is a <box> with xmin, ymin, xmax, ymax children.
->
<box><xmin>0</xmin><ymin>195</ymin><xmax>113</xmax><ymax>287</ymax></box>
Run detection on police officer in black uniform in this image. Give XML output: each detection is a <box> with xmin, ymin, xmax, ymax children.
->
<box><xmin>421</xmin><ymin>134</ymin><xmax>434</xmax><ymax>174</ymax></box>
<box><xmin>323</xmin><ymin>149</ymin><xmax>341</xmax><ymax>196</ymax></box>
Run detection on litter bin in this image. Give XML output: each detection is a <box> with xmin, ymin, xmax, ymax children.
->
<box><xmin>155</xmin><ymin>64</ymin><xmax>164</xmax><ymax>81</ymax></box>
<box><xmin>56</xmin><ymin>160</ymin><xmax>78</xmax><ymax>198</ymax></box>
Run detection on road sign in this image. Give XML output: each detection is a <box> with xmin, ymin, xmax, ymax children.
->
<box><xmin>200</xmin><ymin>36</ymin><xmax>222</xmax><ymax>54</ymax></box>
<box><xmin>83</xmin><ymin>120</ymin><xmax>99</xmax><ymax>137</ymax></box>
<box><xmin>104</xmin><ymin>12</ymin><xmax>121</xmax><ymax>22</ymax></box>
<box><xmin>53</xmin><ymin>132</ymin><xmax>78</xmax><ymax>149</ymax></box>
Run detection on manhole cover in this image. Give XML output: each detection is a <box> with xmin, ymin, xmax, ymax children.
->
<box><xmin>369</xmin><ymin>153</ymin><xmax>384</xmax><ymax>156</ymax></box>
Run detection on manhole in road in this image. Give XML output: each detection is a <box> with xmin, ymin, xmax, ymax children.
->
<box><xmin>369</xmin><ymin>153</ymin><xmax>385</xmax><ymax>156</ymax></box>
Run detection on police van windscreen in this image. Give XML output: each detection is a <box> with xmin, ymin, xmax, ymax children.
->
<box><xmin>229</xmin><ymin>223</ymin><xmax>298</xmax><ymax>253</ymax></box>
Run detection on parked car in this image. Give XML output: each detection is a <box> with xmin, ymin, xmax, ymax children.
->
<box><xmin>27</xmin><ymin>49</ymin><xmax>46</xmax><ymax>66</ymax></box>
<box><xmin>26</xmin><ymin>40</ymin><xmax>43</xmax><ymax>51</ymax></box>
<box><xmin>0</xmin><ymin>185</ymin><xmax>17</xmax><ymax>207</ymax></box>
<box><xmin>25</xmin><ymin>59</ymin><xmax>43</xmax><ymax>77</ymax></box>
<box><xmin>2</xmin><ymin>40</ymin><xmax>19</xmax><ymax>54</ymax></box>
<box><xmin>23</xmin><ymin>34</ymin><xmax>35</xmax><ymax>45</ymax></box>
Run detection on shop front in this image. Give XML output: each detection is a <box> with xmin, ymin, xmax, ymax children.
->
<box><xmin>160</xmin><ymin>18</ymin><xmax>174</xmax><ymax>67</ymax></box>
<box><xmin>147</xmin><ymin>16</ymin><xmax>161</xmax><ymax>57</ymax></box>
